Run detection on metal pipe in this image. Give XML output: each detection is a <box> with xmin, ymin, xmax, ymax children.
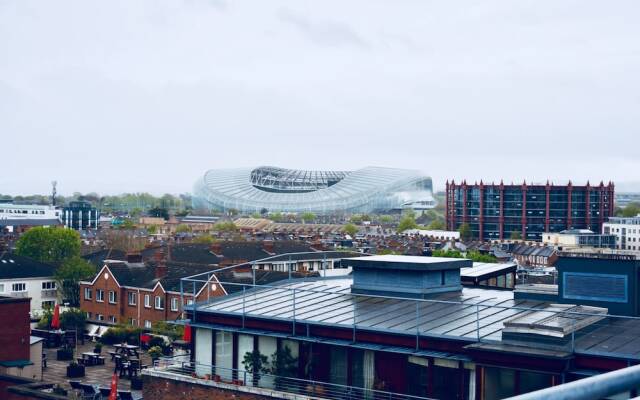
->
<box><xmin>507</xmin><ymin>364</ymin><xmax>640</xmax><ymax>400</ymax></box>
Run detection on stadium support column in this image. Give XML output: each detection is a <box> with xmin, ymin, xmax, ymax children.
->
<box><xmin>567</xmin><ymin>181</ymin><xmax>573</xmax><ymax>230</ymax></box>
<box><xmin>521</xmin><ymin>181</ymin><xmax>527</xmax><ymax>240</ymax></box>
<box><xmin>499</xmin><ymin>181</ymin><xmax>505</xmax><ymax>240</ymax></box>
<box><xmin>478</xmin><ymin>181</ymin><xmax>484</xmax><ymax>242</ymax></box>
<box><xmin>585</xmin><ymin>181</ymin><xmax>591</xmax><ymax>230</ymax></box>
<box><xmin>545</xmin><ymin>181</ymin><xmax>550</xmax><ymax>233</ymax></box>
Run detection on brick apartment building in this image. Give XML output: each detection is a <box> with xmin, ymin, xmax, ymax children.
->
<box><xmin>79</xmin><ymin>252</ymin><xmax>221</xmax><ymax>329</ymax></box>
<box><xmin>80</xmin><ymin>241</ymin><xmax>324</xmax><ymax>329</ymax></box>
<box><xmin>445</xmin><ymin>180</ymin><xmax>615</xmax><ymax>241</ymax></box>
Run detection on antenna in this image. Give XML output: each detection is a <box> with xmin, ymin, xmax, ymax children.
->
<box><xmin>51</xmin><ymin>181</ymin><xmax>57</xmax><ymax>206</ymax></box>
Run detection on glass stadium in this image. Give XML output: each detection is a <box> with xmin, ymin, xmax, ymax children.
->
<box><xmin>193</xmin><ymin>166</ymin><xmax>436</xmax><ymax>214</ymax></box>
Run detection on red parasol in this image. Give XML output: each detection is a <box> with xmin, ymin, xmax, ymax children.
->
<box><xmin>108</xmin><ymin>373</ymin><xmax>118</xmax><ymax>400</ymax></box>
<box><xmin>50</xmin><ymin>304</ymin><xmax>60</xmax><ymax>330</ymax></box>
<box><xmin>182</xmin><ymin>323</ymin><xmax>192</xmax><ymax>343</ymax></box>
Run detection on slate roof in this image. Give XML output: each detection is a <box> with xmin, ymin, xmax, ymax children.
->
<box><xmin>0</xmin><ymin>252</ymin><xmax>57</xmax><ymax>279</ymax></box>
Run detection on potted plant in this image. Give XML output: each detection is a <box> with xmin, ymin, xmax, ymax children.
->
<box><xmin>148</xmin><ymin>346</ymin><xmax>163</xmax><ymax>362</ymax></box>
<box><xmin>52</xmin><ymin>384</ymin><xmax>67</xmax><ymax>396</ymax></box>
<box><xmin>56</xmin><ymin>346</ymin><xmax>73</xmax><ymax>361</ymax></box>
<box><xmin>66</xmin><ymin>361</ymin><xmax>85</xmax><ymax>378</ymax></box>
<box><xmin>131</xmin><ymin>376</ymin><xmax>143</xmax><ymax>390</ymax></box>
<box><xmin>93</xmin><ymin>342</ymin><xmax>103</xmax><ymax>354</ymax></box>
<box><xmin>242</xmin><ymin>349</ymin><xmax>268</xmax><ymax>387</ymax></box>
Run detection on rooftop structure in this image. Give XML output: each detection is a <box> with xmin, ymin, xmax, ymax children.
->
<box><xmin>193</xmin><ymin>166</ymin><xmax>436</xmax><ymax>214</ymax></box>
<box><xmin>603</xmin><ymin>214</ymin><xmax>640</xmax><ymax>253</ymax></box>
<box><xmin>542</xmin><ymin>229</ymin><xmax>617</xmax><ymax>250</ymax></box>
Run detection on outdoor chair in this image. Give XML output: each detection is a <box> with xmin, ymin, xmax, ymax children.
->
<box><xmin>117</xmin><ymin>390</ymin><xmax>141</xmax><ymax>400</ymax></box>
<box><xmin>98</xmin><ymin>386</ymin><xmax>112</xmax><ymax>399</ymax></box>
<box><xmin>42</xmin><ymin>352</ymin><xmax>47</xmax><ymax>368</ymax></box>
<box><xmin>78</xmin><ymin>383</ymin><xmax>99</xmax><ymax>400</ymax></box>
<box><xmin>68</xmin><ymin>380</ymin><xmax>83</xmax><ymax>391</ymax></box>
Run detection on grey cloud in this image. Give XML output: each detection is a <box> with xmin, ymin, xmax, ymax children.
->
<box><xmin>277</xmin><ymin>8</ymin><xmax>369</xmax><ymax>49</ymax></box>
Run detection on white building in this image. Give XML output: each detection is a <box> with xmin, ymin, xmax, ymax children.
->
<box><xmin>403</xmin><ymin>229</ymin><xmax>461</xmax><ymax>241</ymax></box>
<box><xmin>603</xmin><ymin>214</ymin><xmax>640</xmax><ymax>252</ymax></box>
<box><xmin>0</xmin><ymin>254</ymin><xmax>58</xmax><ymax>317</ymax></box>
<box><xmin>0</xmin><ymin>204</ymin><xmax>61</xmax><ymax>221</ymax></box>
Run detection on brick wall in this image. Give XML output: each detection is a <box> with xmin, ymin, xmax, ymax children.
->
<box><xmin>143</xmin><ymin>375</ymin><xmax>275</xmax><ymax>400</ymax></box>
<box><xmin>0</xmin><ymin>297</ymin><xmax>30</xmax><ymax>363</ymax></box>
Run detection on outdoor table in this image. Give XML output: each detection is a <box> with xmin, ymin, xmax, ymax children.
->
<box><xmin>82</xmin><ymin>352</ymin><xmax>100</xmax><ymax>366</ymax></box>
<box><xmin>114</xmin><ymin>344</ymin><xmax>140</xmax><ymax>358</ymax></box>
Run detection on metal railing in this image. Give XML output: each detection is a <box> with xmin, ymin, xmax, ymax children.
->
<box><xmin>150</xmin><ymin>358</ymin><xmax>434</xmax><ymax>400</ymax></box>
<box><xmin>506</xmin><ymin>364</ymin><xmax>640</xmax><ymax>400</ymax></box>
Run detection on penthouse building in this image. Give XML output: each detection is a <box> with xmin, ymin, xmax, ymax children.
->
<box><xmin>445</xmin><ymin>181</ymin><xmax>615</xmax><ymax>241</ymax></box>
<box><xmin>143</xmin><ymin>253</ymin><xmax>640</xmax><ymax>400</ymax></box>
<box><xmin>603</xmin><ymin>214</ymin><xmax>640</xmax><ymax>252</ymax></box>
<box><xmin>193</xmin><ymin>166</ymin><xmax>436</xmax><ymax>214</ymax></box>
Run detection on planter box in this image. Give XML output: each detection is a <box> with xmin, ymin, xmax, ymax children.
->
<box><xmin>57</xmin><ymin>349</ymin><xmax>73</xmax><ymax>361</ymax></box>
<box><xmin>66</xmin><ymin>365</ymin><xmax>85</xmax><ymax>378</ymax></box>
<box><xmin>131</xmin><ymin>377</ymin><xmax>143</xmax><ymax>390</ymax></box>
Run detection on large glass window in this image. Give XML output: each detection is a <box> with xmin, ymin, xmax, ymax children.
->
<box><xmin>236</xmin><ymin>334</ymin><xmax>254</xmax><ymax>382</ymax></box>
<box><xmin>484</xmin><ymin>367</ymin><xmax>515</xmax><ymax>400</ymax></box>
<box><xmin>215</xmin><ymin>331</ymin><xmax>233</xmax><ymax>380</ymax></box>
<box><xmin>329</xmin><ymin>347</ymin><xmax>348</xmax><ymax>385</ymax></box>
<box><xmin>195</xmin><ymin>328</ymin><xmax>212</xmax><ymax>377</ymax></box>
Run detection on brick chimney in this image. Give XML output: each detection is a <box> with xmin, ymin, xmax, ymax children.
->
<box><xmin>154</xmin><ymin>250</ymin><xmax>168</xmax><ymax>279</ymax></box>
<box><xmin>263</xmin><ymin>240</ymin><xmax>275</xmax><ymax>254</ymax></box>
<box><xmin>210</xmin><ymin>242</ymin><xmax>222</xmax><ymax>255</ymax></box>
<box><xmin>126</xmin><ymin>251</ymin><xmax>142</xmax><ymax>263</ymax></box>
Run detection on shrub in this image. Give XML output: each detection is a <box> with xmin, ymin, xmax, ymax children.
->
<box><xmin>148</xmin><ymin>346</ymin><xmax>163</xmax><ymax>360</ymax></box>
<box><xmin>99</xmin><ymin>326</ymin><xmax>143</xmax><ymax>345</ymax></box>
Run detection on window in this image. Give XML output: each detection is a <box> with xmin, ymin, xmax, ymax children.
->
<box><xmin>42</xmin><ymin>300</ymin><xmax>55</xmax><ymax>309</ymax></box>
<box><xmin>12</xmin><ymin>283</ymin><xmax>26</xmax><ymax>292</ymax></box>
<box><xmin>0</xmin><ymin>284</ymin><xmax>4</xmax><ymax>293</ymax></box>
<box><xmin>108</xmin><ymin>291</ymin><xmax>117</xmax><ymax>304</ymax></box>
<box><xmin>96</xmin><ymin>289</ymin><xmax>104</xmax><ymax>302</ymax></box>
<box><xmin>97</xmin><ymin>314</ymin><xmax>104</xmax><ymax>321</ymax></box>
<box><xmin>86</xmin><ymin>312</ymin><xmax>92</xmax><ymax>319</ymax></box>
<box><xmin>187</xmin><ymin>299</ymin><xmax>194</xmax><ymax>305</ymax></box>
<box><xmin>155</xmin><ymin>296</ymin><xmax>164</xmax><ymax>310</ymax></box>
<box><xmin>171</xmin><ymin>297</ymin><xmax>178</xmax><ymax>312</ymax></box>
<box><xmin>128</xmin><ymin>318</ymin><xmax>137</xmax><ymax>326</ymax></box>
<box><xmin>144</xmin><ymin>294</ymin><xmax>151</xmax><ymax>308</ymax></box>
<box><xmin>84</xmin><ymin>287</ymin><xmax>92</xmax><ymax>300</ymax></box>
<box><xmin>108</xmin><ymin>316</ymin><xmax>116</xmax><ymax>323</ymax></box>
<box><xmin>144</xmin><ymin>320</ymin><xmax>152</xmax><ymax>329</ymax></box>
<box><xmin>128</xmin><ymin>292</ymin><xmax>137</xmax><ymax>306</ymax></box>
<box><xmin>42</xmin><ymin>281</ymin><xmax>56</xmax><ymax>290</ymax></box>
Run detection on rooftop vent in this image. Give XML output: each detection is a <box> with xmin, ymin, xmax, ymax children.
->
<box><xmin>345</xmin><ymin>255</ymin><xmax>472</xmax><ymax>299</ymax></box>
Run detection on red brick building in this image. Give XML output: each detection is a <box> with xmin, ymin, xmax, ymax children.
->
<box><xmin>79</xmin><ymin>253</ymin><xmax>223</xmax><ymax>329</ymax></box>
<box><xmin>0</xmin><ymin>296</ymin><xmax>31</xmax><ymax>370</ymax></box>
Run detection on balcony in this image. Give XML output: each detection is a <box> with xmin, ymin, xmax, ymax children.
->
<box><xmin>146</xmin><ymin>358</ymin><xmax>433</xmax><ymax>400</ymax></box>
<box><xmin>41</xmin><ymin>289</ymin><xmax>57</xmax><ymax>298</ymax></box>
<box><xmin>10</xmin><ymin>291</ymin><xmax>28</xmax><ymax>298</ymax></box>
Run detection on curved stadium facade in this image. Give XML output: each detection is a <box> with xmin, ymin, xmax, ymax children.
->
<box><xmin>193</xmin><ymin>166</ymin><xmax>435</xmax><ymax>214</ymax></box>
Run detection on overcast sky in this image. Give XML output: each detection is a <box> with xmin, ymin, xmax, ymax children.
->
<box><xmin>1</xmin><ymin>0</ymin><xmax>639</xmax><ymax>196</ymax></box>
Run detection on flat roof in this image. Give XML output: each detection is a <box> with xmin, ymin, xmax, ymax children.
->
<box><xmin>345</xmin><ymin>255</ymin><xmax>472</xmax><ymax>270</ymax></box>
<box><xmin>193</xmin><ymin>276</ymin><xmax>640</xmax><ymax>361</ymax></box>
<box><xmin>461</xmin><ymin>262</ymin><xmax>517</xmax><ymax>279</ymax></box>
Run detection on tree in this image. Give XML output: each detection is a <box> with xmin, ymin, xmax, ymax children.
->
<box><xmin>193</xmin><ymin>234</ymin><xmax>215</xmax><ymax>244</ymax></box>
<box><xmin>426</xmin><ymin>219</ymin><xmax>445</xmax><ymax>230</ymax></box>
<box><xmin>458</xmin><ymin>223</ymin><xmax>472</xmax><ymax>240</ymax></box>
<box><xmin>175</xmin><ymin>224</ymin><xmax>192</xmax><ymax>233</ymax></box>
<box><xmin>269</xmin><ymin>212</ymin><xmax>283</xmax><ymax>222</ymax></box>
<box><xmin>431</xmin><ymin>249</ymin><xmax>463</xmax><ymax>258</ymax></box>
<box><xmin>60</xmin><ymin>308</ymin><xmax>87</xmax><ymax>333</ymax></box>
<box><xmin>300</xmin><ymin>212</ymin><xmax>316</xmax><ymax>223</ymax></box>
<box><xmin>350</xmin><ymin>215</ymin><xmax>363</xmax><ymax>224</ymax></box>
<box><xmin>212</xmin><ymin>221</ymin><xmax>238</xmax><ymax>233</ymax></box>
<box><xmin>343</xmin><ymin>223</ymin><xmax>359</xmax><ymax>237</ymax></box>
<box><xmin>148</xmin><ymin>207</ymin><xmax>169</xmax><ymax>220</ymax></box>
<box><xmin>397</xmin><ymin>214</ymin><xmax>418</xmax><ymax>233</ymax></box>
<box><xmin>55</xmin><ymin>257</ymin><xmax>96</xmax><ymax>306</ymax></box>
<box><xmin>379</xmin><ymin>215</ymin><xmax>393</xmax><ymax>225</ymax></box>
<box><xmin>510</xmin><ymin>231</ymin><xmax>522</xmax><ymax>240</ymax></box>
<box><xmin>466</xmin><ymin>250</ymin><xmax>498</xmax><ymax>263</ymax></box>
<box><xmin>146</xmin><ymin>225</ymin><xmax>157</xmax><ymax>235</ymax></box>
<box><xmin>15</xmin><ymin>227</ymin><xmax>81</xmax><ymax>264</ymax></box>
<box><xmin>618</xmin><ymin>202</ymin><xmax>640</xmax><ymax>218</ymax></box>
<box><xmin>119</xmin><ymin>219</ymin><xmax>136</xmax><ymax>230</ymax></box>
<box><xmin>269</xmin><ymin>346</ymin><xmax>298</xmax><ymax>389</ymax></box>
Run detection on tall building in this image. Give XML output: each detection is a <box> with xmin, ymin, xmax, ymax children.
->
<box><xmin>445</xmin><ymin>181</ymin><xmax>615</xmax><ymax>241</ymax></box>
<box><xmin>62</xmin><ymin>200</ymin><xmax>99</xmax><ymax>230</ymax></box>
<box><xmin>193</xmin><ymin>166</ymin><xmax>436</xmax><ymax>214</ymax></box>
<box><xmin>603</xmin><ymin>214</ymin><xmax>640</xmax><ymax>252</ymax></box>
